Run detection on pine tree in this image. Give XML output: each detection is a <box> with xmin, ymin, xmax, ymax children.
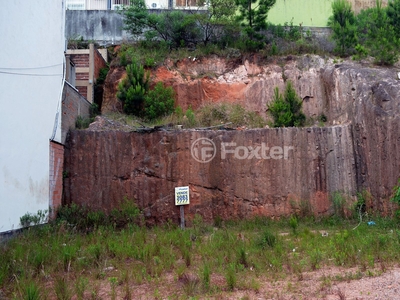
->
<box><xmin>267</xmin><ymin>81</ymin><xmax>305</xmax><ymax>128</ymax></box>
<box><xmin>386</xmin><ymin>0</ymin><xmax>400</xmax><ymax>38</ymax></box>
<box><xmin>235</xmin><ymin>0</ymin><xmax>276</xmax><ymax>47</ymax></box>
<box><xmin>117</xmin><ymin>62</ymin><xmax>150</xmax><ymax>116</ymax></box>
<box><xmin>328</xmin><ymin>0</ymin><xmax>357</xmax><ymax>56</ymax></box>
<box><xmin>365</xmin><ymin>0</ymin><xmax>400</xmax><ymax>65</ymax></box>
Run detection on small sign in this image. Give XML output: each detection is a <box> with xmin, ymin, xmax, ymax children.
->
<box><xmin>175</xmin><ymin>186</ymin><xmax>190</xmax><ymax>205</ymax></box>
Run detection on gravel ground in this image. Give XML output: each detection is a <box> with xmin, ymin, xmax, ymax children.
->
<box><xmin>224</xmin><ymin>267</ymin><xmax>400</xmax><ymax>300</ymax></box>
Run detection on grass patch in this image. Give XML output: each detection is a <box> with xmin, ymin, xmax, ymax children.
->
<box><xmin>1</xmin><ymin>211</ymin><xmax>399</xmax><ymax>298</ymax></box>
<box><xmin>105</xmin><ymin>102</ymin><xmax>267</xmax><ymax>130</ymax></box>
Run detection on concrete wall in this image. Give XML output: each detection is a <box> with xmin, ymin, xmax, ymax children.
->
<box><xmin>0</xmin><ymin>1</ymin><xmax>65</xmax><ymax>233</ymax></box>
<box><xmin>66</xmin><ymin>10</ymin><xmax>130</xmax><ymax>46</ymax></box>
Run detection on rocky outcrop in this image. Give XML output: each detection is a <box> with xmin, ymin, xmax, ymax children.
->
<box><xmin>101</xmin><ymin>55</ymin><xmax>329</xmax><ymax>119</ymax></box>
<box><xmin>66</xmin><ymin>55</ymin><xmax>400</xmax><ymax>223</ymax></box>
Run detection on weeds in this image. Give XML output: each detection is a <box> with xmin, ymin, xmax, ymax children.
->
<box><xmin>75</xmin><ymin>277</ymin><xmax>88</xmax><ymax>300</ymax></box>
<box><xmin>180</xmin><ymin>273</ymin><xmax>200</xmax><ymax>296</ymax></box>
<box><xmin>226</xmin><ymin>263</ymin><xmax>237</xmax><ymax>291</ymax></box>
<box><xmin>20</xmin><ymin>210</ymin><xmax>48</xmax><ymax>228</ymax></box>
<box><xmin>289</xmin><ymin>215</ymin><xmax>299</xmax><ymax>235</ymax></box>
<box><xmin>256</xmin><ymin>229</ymin><xmax>277</xmax><ymax>249</ymax></box>
<box><xmin>106</xmin><ymin>102</ymin><xmax>267</xmax><ymax>130</ymax></box>
<box><xmin>200</xmin><ymin>263</ymin><xmax>211</xmax><ymax>291</ymax></box>
<box><xmin>54</xmin><ymin>276</ymin><xmax>72</xmax><ymax>300</ymax></box>
<box><xmin>23</xmin><ymin>282</ymin><xmax>41</xmax><ymax>300</ymax></box>
<box><xmin>2</xmin><ymin>210</ymin><xmax>400</xmax><ymax>298</ymax></box>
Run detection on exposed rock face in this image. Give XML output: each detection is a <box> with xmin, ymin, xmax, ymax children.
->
<box><xmin>102</xmin><ymin>66</ymin><xmax>125</xmax><ymax>113</ymax></box>
<box><xmin>64</xmin><ymin>125</ymin><xmax>356</xmax><ymax>224</ymax></box>
<box><xmin>102</xmin><ymin>55</ymin><xmax>328</xmax><ymax>119</ymax></box>
<box><xmin>322</xmin><ymin>64</ymin><xmax>400</xmax><ymax>211</ymax></box>
<box><xmin>66</xmin><ymin>55</ymin><xmax>400</xmax><ymax>223</ymax></box>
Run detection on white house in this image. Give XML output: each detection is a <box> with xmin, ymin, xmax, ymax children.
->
<box><xmin>0</xmin><ymin>1</ymin><xmax>66</xmax><ymax>233</ymax></box>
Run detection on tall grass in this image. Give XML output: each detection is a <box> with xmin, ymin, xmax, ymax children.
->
<box><xmin>105</xmin><ymin>102</ymin><xmax>267</xmax><ymax>130</ymax></box>
<box><xmin>1</xmin><ymin>205</ymin><xmax>400</xmax><ymax>298</ymax></box>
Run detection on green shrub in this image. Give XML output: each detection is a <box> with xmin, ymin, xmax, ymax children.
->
<box><xmin>257</xmin><ymin>229</ymin><xmax>277</xmax><ymax>248</ymax></box>
<box><xmin>110</xmin><ymin>198</ymin><xmax>141</xmax><ymax>228</ymax></box>
<box><xmin>56</xmin><ymin>200</ymin><xmax>141</xmax><ymax>231</ymax></box>
<box><xmin>143</xmin><ymin>82</ymin><xmax>175</xmax><ymax>120</ymax></box>
<box><xmin>330</xmin><ymin>191</ymin><xmax>348</xmax><ymax>218</ymax></box>
<box><xmin>391</xmin><ymin>178</ymin><xmax>400</xmax><ymax>221</ymax></box>
<box><xmin>270</xmin><ymin>42</ymin><xmax>278</xmax><ymax>55</ymax></box>
<box><xmin>352</xmin><ymin>44</ymin><xmax>368</xmax><ymax>61</ymax></box>
<box><xmin>185</xmin><ymin>106</ymin><xmax>197</xmax><ymax>127</ymax></box>
<box><xmin>284</xmin><ymin>20</ymin><xmax>302</xmax><ymax>41</ymax></box>
<box><xmin>387</xmin><ymin>0</ymin><xmax>400</xmax><ymax>38</ymax></box>
<box><xmin>367</xmin><ymin>17</ymin><xmax>400</xmax><ymax>65</ymax></box>
<box><xmin>20</xmin><ymin>210</ymin><xmax>48</xmax><ymax>228</ymax></box>
<box><xmin>75</xmin><ymin>115</ymin><xmax>92</xmax><ymax>129</ymax></box>
<box><xmin>357</xmin><ymin>0</ymin><xmax>400</xmax><ymax>65</ymax></box>
<box><xmin>289</xmin><ymin>215</ymin><xmax>298</xmax><ymax>235</ymax></box>
<box><xmin>89</xmin><ymin>103</ymin><xmax>100</xmax><ymax>118</ymax></box>
<box><xmin>267</xmin><ymin>81</ymin><xmax>305</xmax><ymax>127</ymax></box>
<box><xmin>96</xmin><ymin>66</ymin><xmax>109</xmax><ymax>85</ymax></box>
<box><xmin>237</xmin><ymin>247</ymin><xmax>248</xmax><ymax>268</ymax></box>
<box><xmin>391</xmin><ymin>179</ymin><xmax>400</xmax><ymax>204</ymax></box>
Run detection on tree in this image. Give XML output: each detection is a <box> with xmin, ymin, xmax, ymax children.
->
<box><xmin>123</xmin><ymin>2</ymin><xmax>201</xmax><ymax>48</ymax></box>
<box><xmin>191</xmin><ymin>0</ymin><xmax>237</xmax><ymax>45</ymax></box>
<box><xmin>267</xmin><ymin>81</ymin><xmax>305</xmax><ymax>127</ymax></box>
<box><xmin>235</xmin><ymin>0</ymin><xmax>276</xmax><ymax>45</ymax></box>
<box><xmin>122</xmin><ymin>0</ymin><xmax>149</xmax><ymax>39</ymax></box>
<box><xmin>147</xmin><ymin>11</ymin><xmax>201</xmax><ymax>48</ymax></box>
<box><xmin>364</xmin><ymin>0</ymin><xmax>400</xmax><ymax>65</ymax></box>
<box><xmin>327</xmin><ymin>0</ymin><xmax>357</xmax><ymax>56</ymax></box>
<box><xmin>117</xmin><ymin>62</ymin><xmax>150</xmax><ymax>116</ymax></box>
<box><xmin>386</xmin><ymin>0</ymin><xmax>400</xmax><ymax>38</ymax></box>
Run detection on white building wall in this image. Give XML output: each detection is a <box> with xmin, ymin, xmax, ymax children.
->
<box><xmin>0</xmin><ymin>1</ymin><xmax>65</xmax><ymax>233</ymax></box>
<box><xmin>145</xmin><ymin>0</ymin><xmax>169</xmax><ymax>9</ymax></box>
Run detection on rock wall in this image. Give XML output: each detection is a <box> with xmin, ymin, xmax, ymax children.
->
<box><xmin>321</xmin><ymin>64</ymin><xmax>400</xmax><ymax>211</ymax></box>
<box><xmin>64</xmin><ymin>125</ymin><xmax>357</xmax><ymax>224</ymax></box>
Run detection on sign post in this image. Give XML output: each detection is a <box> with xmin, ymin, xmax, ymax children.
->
<box><xmin>175</xmin><ymin>186</ymin><xmax>190</xmax><ymax>229</ymax></box>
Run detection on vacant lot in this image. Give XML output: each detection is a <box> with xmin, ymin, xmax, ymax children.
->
<box><xmin>1</xmin><ymin>209</ymin><xmax>399</xmax><ymax>299</ymax></box>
